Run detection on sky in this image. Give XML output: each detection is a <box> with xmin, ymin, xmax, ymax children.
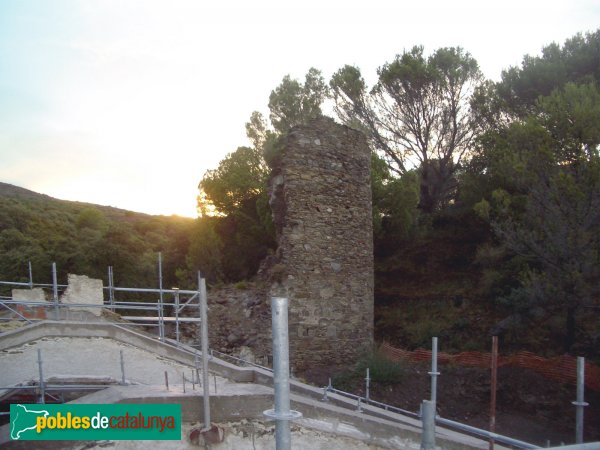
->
<box><xmin>0</xmin><ymin>0</ymin><xmax>599</xmax><ymax>218</ymax></box>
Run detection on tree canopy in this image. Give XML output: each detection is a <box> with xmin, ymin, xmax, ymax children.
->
<box><xmin>468</xmin><ymin>36</ymin><xmax>600</xmax><ymax>353</ymax></box>
<box><xmin>193</xmin><ymin>69</ymin><xmax>330</xmax><ymax>282</ymax></box>
<box><xmin>331</xmin><ymin>46</ymin><xmax>484</xmax><ymax>212</ymax></box>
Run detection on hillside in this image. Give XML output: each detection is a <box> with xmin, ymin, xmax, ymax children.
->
<box><xmin>376</xmin><ymin>216</ymin><xmax>600</xmax><ymax>364</ymax></box>
<box><xmin>0</xmin><ymin>182</ymin><xmax>195</xmax><ymax>290</ymax></box>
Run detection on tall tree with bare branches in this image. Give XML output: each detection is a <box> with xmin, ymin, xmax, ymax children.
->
<box><xmin>330</xmin><ymin>46</ymin><xmax>484</xmax><ymax>213</ymax></box>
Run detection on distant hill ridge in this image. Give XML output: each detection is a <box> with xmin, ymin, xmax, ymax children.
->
<box><xmin>0</xmin><ymin>181</ymin><xmax>194</xmax><ymax>288</ymax></box>
<box><xmin>0</xmin><ymin>182</ymin><xmax>53</xmax><ymax>202</ymax></box>
<box><xmin>0</xmin><ymin>181</ymin><xmax>180</xmax><ymax>221</ymax></box>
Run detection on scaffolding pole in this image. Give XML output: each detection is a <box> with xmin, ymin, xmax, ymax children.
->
<box><xmin>421</xmin><ymin>400</ymin><xmax>436</xmax><ymax>450</ymax></box>
<box><xmin>174</xmin><ymin>288</ymin><xmax>180</xmax><ymax>345</ymax></box>
<box><xmin>108</xmin><ymin>266</ymin><xmax>115</xmax><ymax>311</ymax></box>
<box><xmin>199</xmin><ymin>273</ymin><xmax>210</xmax><ymax>430</ymax></box>
<box><xmin>574</xmin><ymin>356</ymin><xmax>588</xmax><ymax>444</ymax></box>
<box><xmin>51</xmin><ymin>262</ymin><xmax>59</xmax><ymax>319</ymax></box>
<box><xmin>158</xmin><ymin>253</ymin><xmax>165</xmax><ymax>341</ymax></box>
<box><xmin>264</xmin><ymin>297</ymin><xmax>302</xmax><ymax>450</ymax></box>
<box><xmin>28</xmin><ymin>261</ymin><xmax>33</xmax><ymax>288</ymax></box>
<box><xmin>490</xmin><ymin>336</ymin><xmax>498</xmax><ymax>450</ymax></box>
<box><xmin>429</xmin><ymin>337</ymin><xmax>439</xmax><ymax>405</ymax></box>
<box><xmin>37</xmin><ymin>349</ymin><xmax>45</xmax><ymax>404</ymax></box>
<box><xmin>120</xmin><ymin>350</ymin><xmax>126</xmax><ymax>385</ymax></box>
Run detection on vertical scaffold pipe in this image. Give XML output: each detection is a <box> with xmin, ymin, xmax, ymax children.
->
<box><xmin>489</xmin><ymin>336</ymin><xmax>499</xmax><ymax>450</ymax></box>
<box><xmin>37</xmin><ymin>349</ymin><xmax>45</xmax><ymax>404</ymax></box>
<box><xmin>120</xmin><ymin>350</ymin><xmax>126</xmax><ymax>385</ymax></box>
<box><xmin>197</xmin><ymin>272</ymin><xmax>202</xmax><ymax>349</ymax></box>
<box><xmin>52</xmin><ymin>263</ymin><xmax>59</xmax><ymax>319</ymax></box>
<box><xmin>174</xmin><ymin>288</ymin><xmax>180</xmax><ymax>345</ymax></box>
<box><xmin>158</xmin><ymin>253</ymin><xmax>164</xmax><ymax>341</ymax></box>
<box><xmin>28</xmin><ymin>261</ymin><xmax>33</xmax><ymax>289</ymax></box>
<box><xmin>429</xmin><ymin>337</ymin><xmax>439</xmax><ymax>405</ymax></box>
<box><xmin>199</xmin><ymin>275</ymin><xmax>210</xmax><ymax>430</ymax></box>
<box><xmin>573</xmin><ymin>356</ymin><xmax>588</xmax><ymax>444</ymax></box>
<box><xmin>421</xmin><ymin>399</ymin><xmax>435</xmax><ymax>450</ymax></box>
<box><xmin>108</xmin><ymin>266</ymin><xmax>115</xmax><ymax>312</ymax></box>
<box><xmin>264</xmin><ymin>297</ymin><xmax>302</xmax><ymax>450</ymax></box>
<box><xmin>365</xmin><ymin>367</ymin><xmax>371</xmax><ymax>403</ymax></box>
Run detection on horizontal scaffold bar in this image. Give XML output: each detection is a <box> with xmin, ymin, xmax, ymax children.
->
<box><xmin>121</xmin><ymin>316</ymin><xmax>201</xmax><ymax>323</ymax></box>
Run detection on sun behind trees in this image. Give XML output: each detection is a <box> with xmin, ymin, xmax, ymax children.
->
<box><xmin>190</xmin><ymin>68</ymin><xmax>330</xmax><ymax>283</ymax></box>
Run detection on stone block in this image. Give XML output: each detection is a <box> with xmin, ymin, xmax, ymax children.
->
<box><xmin>60</xmin><ymin>274</ymin><xmax>104</xmax><ymax>317</ymax></box>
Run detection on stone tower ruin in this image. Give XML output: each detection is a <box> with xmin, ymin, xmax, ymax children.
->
<box><xmin>268</xmin><ymin>116</ymin><xmax>374</xmax><ymax>370</ymax></box>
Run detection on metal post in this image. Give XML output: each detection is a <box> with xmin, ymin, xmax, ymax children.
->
<box><xmin>164</xmin><ymin>371</ymin><xmax>169</xmax><ymax>391</ymax></box>
<box><xmin>120</xmin><ymin>350</ymin><xmax>126</xmax><ymax>385</ymax></box>
<box><xmin>421</xmin><ymin>400</ymin><xmax>435</xmax><ymax>450</ymax></box>
<box><xmin>158</xmin><ymin>253</ymin><xmax>164</xmax><ymax>341</ymax></box>
<box><xmin>37</xmin><ymin>349</ymin><xmax>45</xmax><ymax>404</ymax></box>
<box><xmin>183</xmin><ymin>373</ymin><xmax>186</xmax><ymax>393</ymax></box>
<box><xmin>174</xmin><ymin>288</ymin><xmax>180</xmax><ymax>345</ymax></box>
<box><xmin>264</xmin><ymin>297</ymin><xmax>302</xmax><ymax>450</ymax></box>
<box><xmin>322</xmin><ymin>377</ymin><xmax>331</xmax><ymax>401</ymax></box>
<box><xmin>197</xmin><ymin>272</ymin><xmax>202</xmax><ymax>349</ymax></box>
<box><xmin>108</xmin><ymin>266</ymin><xmax>115</xmax><ymax>312</ymax></box>
<box><xmin>52</xmin><ymin>262</ymin><xmax>59</xmax><ymax>320</ymax></box>
<box><xmin>28</xmin><ymin>261</ymin><xmax>33</xmax><ymax>289</ymax></box>
<box><xmin>322</xmin><ymin>386</ymin><xmax>329</xmax><ymax>402</ymax></box>
<box><xmin>429</xmin><ymin>337</ymin><xmax>440</xmax><ymax>405</ymax></box>
<box><xmin>490</xmin><ymin>336</ymin><xmax>498</xmax><ymax>450</ymax></box>
<box><xmin>199</xmin><ymin>274</ymin><xmax>211</xmax><ymax>430</ymax></box>
<box><xmin>573</xmin><ymin>356</ymin><xmax>588</xmax><ymax>444</ymax></box>
<box><xmin>195</xmin><ymin>349</ymin><xmax>201</xmax><ymax>388</ymax></box>
<box><xmin>365</xmin><ymin>367</ymin><xmax>371</xmax><ymax>403</ymax></box>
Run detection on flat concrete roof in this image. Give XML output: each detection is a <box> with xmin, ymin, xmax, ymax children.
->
<box><xmin>0</xmin><ymin>321</ymin><xmax>506</xmax><ymax>450</ymax></box>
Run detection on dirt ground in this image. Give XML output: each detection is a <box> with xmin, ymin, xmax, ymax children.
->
<box><xmin>302</xmin><ymin>362</ymin><xmax>600</xmax><ymax>447</ymax></box>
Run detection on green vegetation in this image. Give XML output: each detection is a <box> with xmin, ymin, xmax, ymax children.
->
<box><xmin>199</xmin><ymin>29</ymin><xmax>600</xmax><ymax>359</ymax></box>
<box><xmin>333</xmin><ymin>349</ymin><xmax>407</xmax><ymax>391</ymax></box>
<box><xmin>0</xmin><ymin>182</ymin><xmax>194</xmax><ymax>289</ymax></box>
<box><xmin>194</xmin><ymin>67</ymin><xmax>329</xmax><ymax>282</ymax></box>
<box><xmin>331</xmin><ymin>46</ymin><xmax>483</xmax><ymax>213</ymax></box>
<box><xmin>2</xmin><ymin>30</ymin><xmax>599</xmax><ymax>362</ymax></box>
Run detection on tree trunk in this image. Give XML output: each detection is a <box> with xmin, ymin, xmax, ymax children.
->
<box><xmin>418</xmin><ymin>160</ymin><xmax>458</xmax><ymax>213</ymax></box>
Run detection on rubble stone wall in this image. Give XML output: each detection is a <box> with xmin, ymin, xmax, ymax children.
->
<box><xmin>268</xmin><ymin>117</ymin><xmax>374</xmax><ymax>370</ymax></box>
<box><xmin>203</xmin><ymin>117</ymin><xmax>374</xmax><ymax>372</ymax></box>
<box><xmin>60</xmin><ymin>274</ymin><xmax>104</xmax><ymax>317</ymax></box>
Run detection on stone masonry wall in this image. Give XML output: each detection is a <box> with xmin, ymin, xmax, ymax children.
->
<box><xmin>269</xmin><ymin>117</ymin><xmax>374</xmax><ymax>371</ymax></box>
<box><xmin>60</xmin><ymin>274</ymin><xmax>104</xmax><ymax>317</ymax></box>
<box><xmin>199</xmin><ymin>117</ymin><xmax>374</xmax><ymax>372</ymax></box>
<box><xmin>12</xmin><ymin>288</ymin><xmax>47</xmax><ymax>320</ymax></box>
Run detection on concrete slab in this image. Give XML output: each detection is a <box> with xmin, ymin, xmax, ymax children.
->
<box><xmin>0</xmin><ymin>321</ymin><xmax>510</xmax><ymax>450</ymax></box>
<box><xmin>0</xmin><ymin>337</ymin><xmax>228</xmax><ymax>394</ymax></box>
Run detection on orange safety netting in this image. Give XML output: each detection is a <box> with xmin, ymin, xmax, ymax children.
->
<box><xmin>380</xmin><ymin>341</ymin><xmax>600</xmax><ymax>392</ymax></box>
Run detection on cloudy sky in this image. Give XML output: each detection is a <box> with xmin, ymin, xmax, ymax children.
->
<box><xmin>1</xmin><ymin>0</ymin><xmax>599</xmax><ymax>217</ymax></box>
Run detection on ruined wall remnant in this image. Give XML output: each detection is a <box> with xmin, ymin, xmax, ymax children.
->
<box><xmin>12</xmin><ymin>288</ymin><xmax>47</xmax><ymax>320</ymax></box>
<box><xmin>202</xmin><ymin>117</ymin><xmax>374</xmax><ymax>371</ymax></box>
<box><xmin>269</xmin><ymin>116</ymin><xmax>374</xmax><ymax>370</ymax></box>
<box><xmin>10</xmin><ymin>275</ymin><xmax>104</xmax><ymax>320</ymax></box>
<box><xmin>60</xmin><ymin>274</ymin><xmax>104</xmax><ymax>317</ymax></box>
<box><xmin>12</xmin><ymin>288</ymin><xmax>46</xmax><ymax>302</ymax></box>
<box><xmin>204</xmin><ymin>282</ymin><xmax>272</xmax><ymax>364</ymax></box>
